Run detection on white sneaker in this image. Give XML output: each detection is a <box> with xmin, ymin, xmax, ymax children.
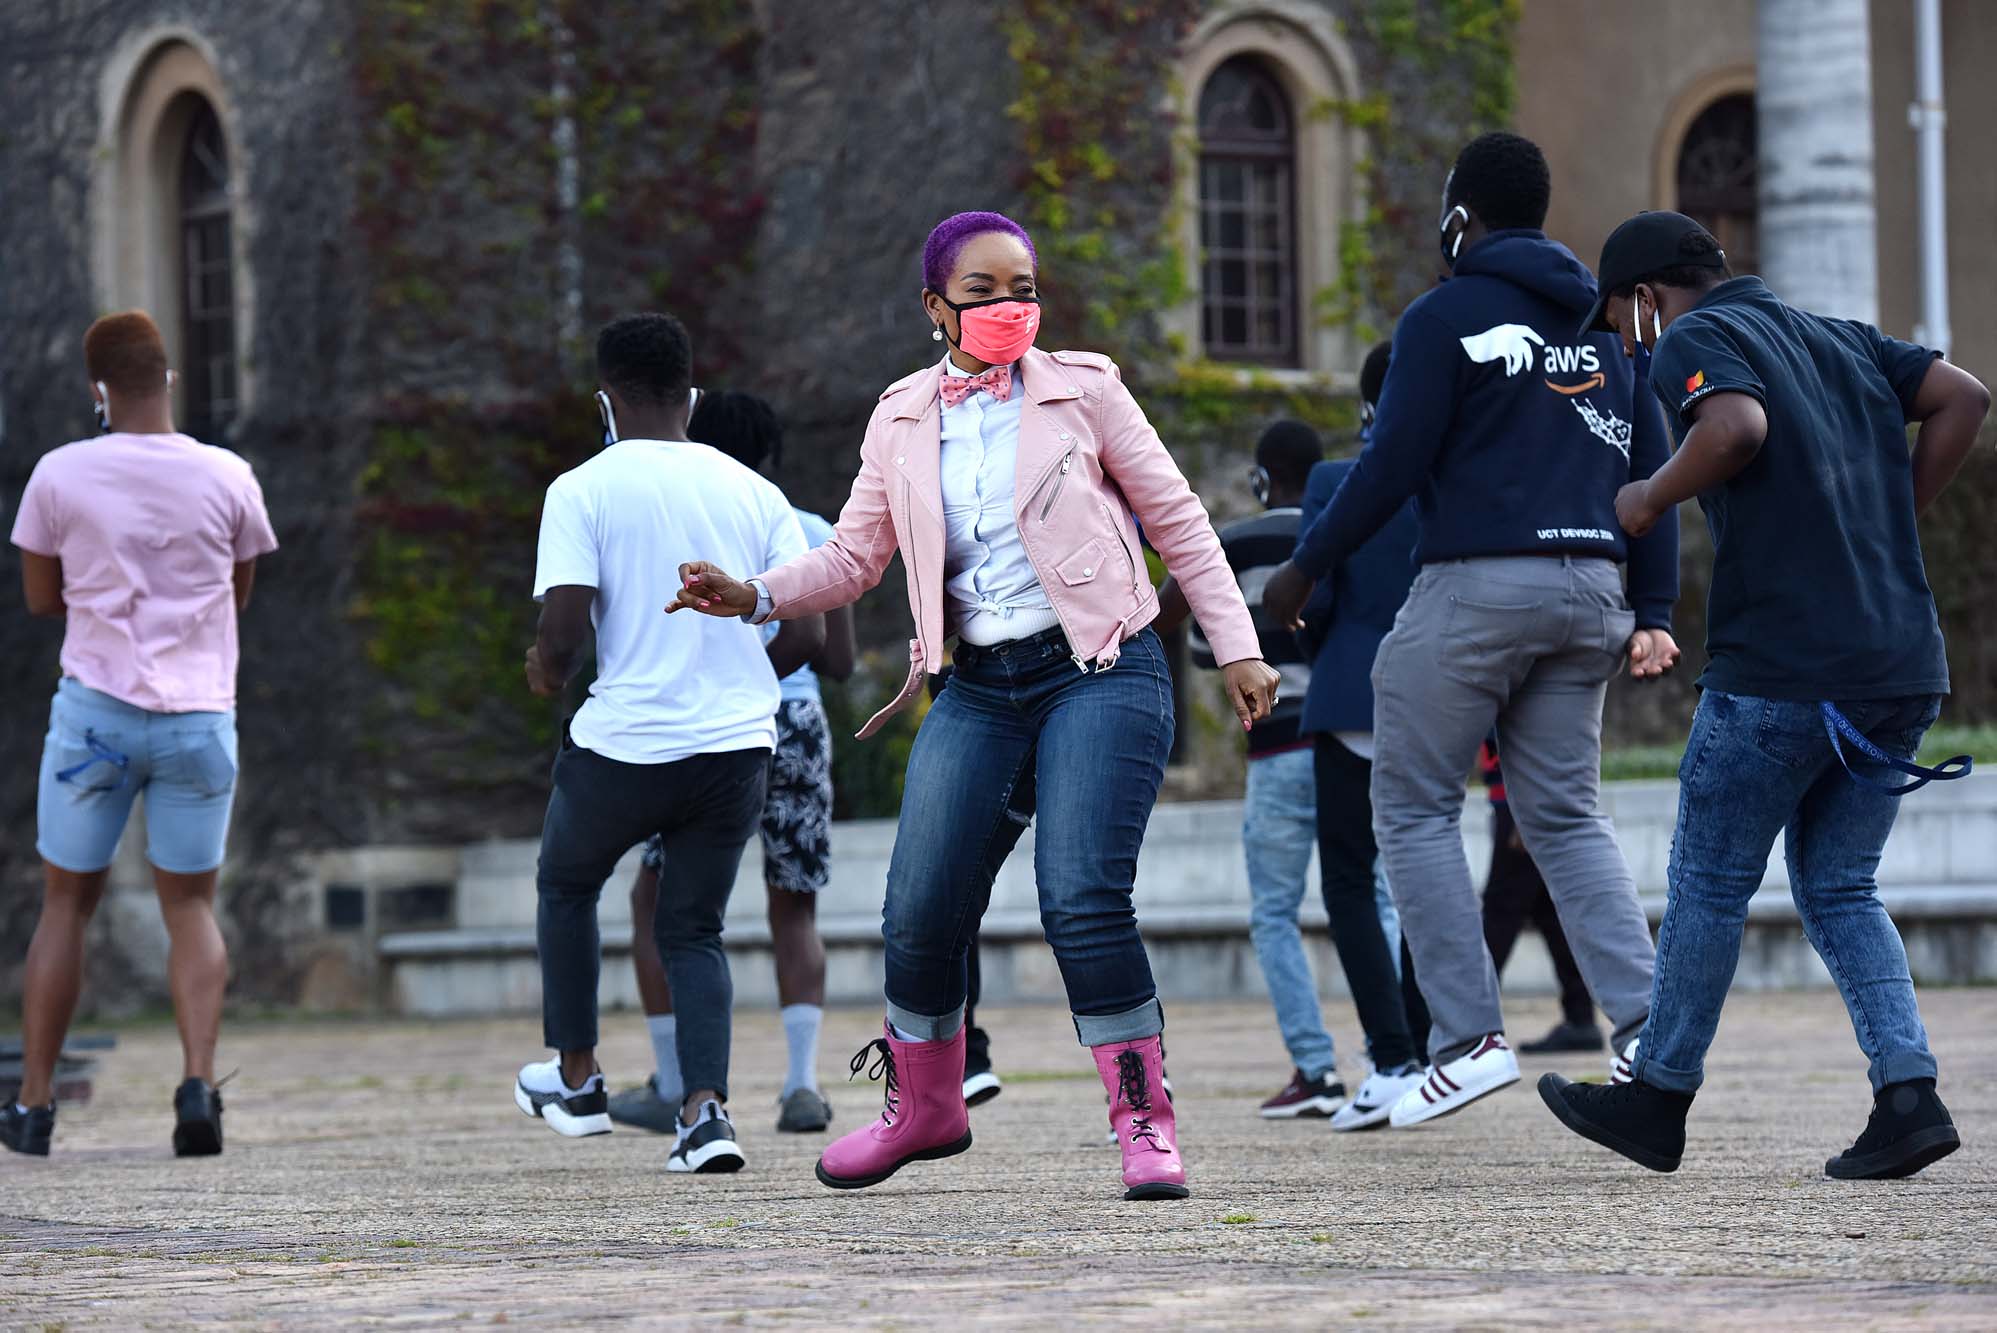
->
<box><xmin>515</xmin><ymin>1059</ymin><xmax>611</xmax><ymax>1137</ymax></box>
<box><xmin>1611</xmin><ymin>1038</ymin><xmax>1637</xmax><ymax>1085</ymax></box>
<box><xmin>1389</xmin><ymin>1034</ymin><xmax>1519</xmax><ymax>1128</ymax></box>
<box><xmin>1329</xmin><ymin>1065</ymin><xmax>1426</xmax><ymax>1132</ymax></box>
<box><xmin>667</xmin><ymin>1098</ymin><xmax>746</xmax><ymax>1174</ymax></box>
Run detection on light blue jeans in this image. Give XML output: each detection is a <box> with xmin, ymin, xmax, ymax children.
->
<box><xmin>1636</xmin><ymin>691</ymin><xmax>1942</xmax><ymax>1095</ymax></box>
<box><xmin>1250</xmin><ymin>746</ymin><xmax>1406</xmax><ymax>1081</ymax></box>
<box><xmin>37</xmin><ymin>679</ymin><xmax>238</xmax><ymax>874</ymax></box>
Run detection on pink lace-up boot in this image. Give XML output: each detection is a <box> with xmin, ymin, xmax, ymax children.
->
<box><xmin>1092</xmin><ymin>1035</ymin><xmax>1189</xmax><ymax>1200</ymax></box>
<box><xmin>815</xmin><ymin>1021</ymin><xmax>973</xmax><ymax>1189</ymax></box>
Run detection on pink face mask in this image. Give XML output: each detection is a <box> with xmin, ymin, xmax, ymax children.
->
<box><xmin>942</xmin><ymin>296</ymin><xmax>1041</xmax><ymax>365</ymax></box>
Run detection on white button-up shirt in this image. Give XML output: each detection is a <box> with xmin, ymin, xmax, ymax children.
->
<box><xmin>936</xmin><ymin>353</ymin><xmax>1058</xmax><ymax>645</ymax></box>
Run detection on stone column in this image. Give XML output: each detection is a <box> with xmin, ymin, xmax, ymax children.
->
<box><xmin>1755</xmin><ymin>0</ymin><xmax>1879</xmax><ymax>322</ymax></box>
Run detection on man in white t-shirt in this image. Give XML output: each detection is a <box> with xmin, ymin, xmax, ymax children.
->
<box><xmin>513</xmin><ymin>313</ymin><xmax>819</xmax><ymax>1176</ymax></box>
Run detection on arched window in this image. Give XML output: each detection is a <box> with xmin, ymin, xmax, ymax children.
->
<box><xmin>1675</xmin><ymin>93</ymin><xmax>1758</xmax><ymax>276</ymax></box>
<box><xmin>178</xmin><ymin>99</ymin><xmax>237</xmax><ymax>439</ymax></box>
<box><xmin>1197</xmin><ymin>56</ymin><xmax>1298</xmax><ymax>366</ymax></box>
<box><xmin>96</xmin><ymin>38</ymin><xmax>248</xmax><ymax>434</ymax></box>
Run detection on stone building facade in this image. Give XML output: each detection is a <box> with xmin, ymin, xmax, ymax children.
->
<box><xmin>1</xmin><ymin>0</ymin><xmax>1990</xmax><ymax>1007</ymax></box>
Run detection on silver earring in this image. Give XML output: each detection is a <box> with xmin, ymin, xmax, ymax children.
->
<box><xmin>932</xmin><ymin>326</ymin><xmax>943</xmax><ymax>342</ymax></box>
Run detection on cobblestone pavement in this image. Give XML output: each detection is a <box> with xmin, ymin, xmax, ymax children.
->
<box><xmin>4</xmin><ymin>990</ymin><xmax>1995</xmax><ymax>1329</ymax></box>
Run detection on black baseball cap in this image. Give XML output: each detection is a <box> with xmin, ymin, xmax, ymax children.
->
<box><xmin>1577</xmin><ymin>211</ymin><xmax>1727</xmax><ymax>336</ymax></box>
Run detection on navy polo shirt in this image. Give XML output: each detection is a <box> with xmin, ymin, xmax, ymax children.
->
<box><xmin>1646</xmin><ymin>276</ymin><xmax>1948</xmax><ymax>701</ymax></box>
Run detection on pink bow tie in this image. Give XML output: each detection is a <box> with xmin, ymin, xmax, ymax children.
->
<box><xmin>939</xmin><ymin>364</ymin><xmax>1012</xmax><ymax>409</ymax></box>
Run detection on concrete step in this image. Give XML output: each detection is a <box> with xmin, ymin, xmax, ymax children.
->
<box><xmin>378</xmin><ymin>884</ymin><xmax>1997</xmax><ymax>1017</ymax></box>
<box><xmin>371</xmin><ymin>772</ymin><xmax>1997</xmax><ymax>1016</ymax></box>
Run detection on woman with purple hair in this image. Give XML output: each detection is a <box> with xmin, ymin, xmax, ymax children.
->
<box><xmin>671</xmin><ymin>210</ymin><xmax>1277</xmax><ymax>1201</ymax></box>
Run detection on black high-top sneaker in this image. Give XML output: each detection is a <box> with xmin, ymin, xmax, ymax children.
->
<box><xmin>1826</xmin><ymin>1078</ymin><xmax>1959</xmax><ymax>1180</ymax></box>
<box><xmin>1538</xmin><ymin>1072</ymin><xmax>1692</xmax><ymax>1172</ymax></box>
<box><xmin>2</xmin><ymin>1101</ymin><xmax>55</xmax><ymax>1157</ymax></box>
<box><xmin>173</xmin><ymin>1078</ymin><xmax>225</xmax><ymax>1157</ymax></box>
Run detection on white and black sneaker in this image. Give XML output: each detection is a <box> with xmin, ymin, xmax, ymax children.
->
<box><xmin>515</xmin><ymin>1058</ymin><xmax>611</xmax><ymax>1137</ymax></box>
<box><xmin>668</xmin><ymin>1098</ymin><xmax>746</xmax><ymax>1174</ymax></box>
<box><xmin>1330</xmin><ymin>1065</ymin><xmax>1426</xmax><ymax>1132</ymax></box>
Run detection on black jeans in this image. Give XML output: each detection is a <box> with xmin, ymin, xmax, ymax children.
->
<box><xmin>1481</xmin><ymin>805</ymin><xmax>1595</xmax><ymax>1027</ymax></box>
<box><xmin>536</xmin><ymin>740</ymin><xmax>767</xmax><ymax>1101</ymax></box>
<box><xmin>1314</xmin><ymin>734</ymin><xmax>1424</xmax><ymax>1070</ymax></box>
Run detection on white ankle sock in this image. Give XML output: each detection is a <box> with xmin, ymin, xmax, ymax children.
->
<box><xmin>781</xmin><ymin>1004</ymin><xmax>823</xmax><ymax>1096</ymax></box>
<box><xmin>647</xmin><ymin>1014</ymin><xmax>684</xmax><ymax>1107</ymax></box>
<box><xmin>890</xmin><ymin>1022</ymin><xmax>943</xmax><ymax>1043</ymax></box>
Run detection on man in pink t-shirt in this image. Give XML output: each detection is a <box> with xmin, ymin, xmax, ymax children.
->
<box><xmin>4</xmin><ymin>311</ymin><xmax>276</xmax><ymax>1160</ymax></box>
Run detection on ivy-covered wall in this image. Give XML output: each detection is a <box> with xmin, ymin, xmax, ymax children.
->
<box><xmin>347</xmin><ymin>0</ymin><xmax>768</xmax><ymax>839</ymax></box>
<box><xmin>9</xmin><ymin>0</ymin><xmax>1990</xmax><ymax>1011</ymax></box>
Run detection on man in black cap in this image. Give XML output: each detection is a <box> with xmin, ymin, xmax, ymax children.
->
<box><xmin>1539</xmin><ymin>210</ymin><xmax>1990</xmax><ymax>1180</ymax></box>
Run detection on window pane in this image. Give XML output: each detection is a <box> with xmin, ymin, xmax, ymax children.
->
<box><xmin>178</xmin><ymin>101</ymin><xmax>237</xmax><ymax>439</ymax></box>
<box><xmin>1220</xmin><ymin>305</ymin><xmax>1248</xmax><ymax>345</ymax></box>
<box><xmin>1196</xmin><ymin>56</ymin><xmax>1299</xmax><ymax>365</ymax></box>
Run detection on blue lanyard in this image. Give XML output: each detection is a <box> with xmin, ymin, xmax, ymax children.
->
<box><xmin>1820</xmin><ymin>703</ymin><xmax>1971</xmax><ymax>795</ymax></box>
<box><xmin>55</xmin><ymin>729</ymin><xmax>130</xmax><ymax>793</ymax></box>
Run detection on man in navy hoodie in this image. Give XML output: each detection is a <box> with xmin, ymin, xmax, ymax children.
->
<box><xmin>1264</xmin><ymin>132</ymin><xmax>1681</xmax><ymax>1129</ymax></box>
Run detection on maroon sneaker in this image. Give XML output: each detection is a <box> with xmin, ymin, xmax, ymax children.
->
<box><xmin>1258</xmin><ymin>1068</ymin><xmax>1346</xmax><ymax>1119</ymax></box>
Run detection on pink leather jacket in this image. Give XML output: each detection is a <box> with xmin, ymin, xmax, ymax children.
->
<box><xmin>756</xmin><ymin>346</ymin><xmax>1259</xmax><ymax>738</ymax></box>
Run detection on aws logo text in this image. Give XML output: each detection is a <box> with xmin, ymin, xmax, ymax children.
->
<box><xmin>1458</xmin><ymin>324</ymin><xmax>1601</xmax><ymax>380</ymax></box>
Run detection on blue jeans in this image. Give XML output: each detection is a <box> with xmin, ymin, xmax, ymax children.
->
<box><xmin>883</xmin><ymin>628</ymin><xmax>1173</xmax><ymax>1045</ymax></box>
<box><xmin>37</xmin><ymin>679</ymin><xmax>238</xmax><ymax>875</ymax></box>
<box><xmin>1244</xmin><ymin>747</ymin><xmax>1335</xmax><ymax>1079</ymax></box>
<box><xmin>1636</xmin><ymin>691</ymin><xmax>1943</xmax><ymax>1095</ymax></box>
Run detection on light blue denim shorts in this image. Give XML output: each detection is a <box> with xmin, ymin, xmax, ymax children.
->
<box><xmin>36</xmin><ymin>679</ymin><xmax>239</xmax><ymax>875</ymax></box>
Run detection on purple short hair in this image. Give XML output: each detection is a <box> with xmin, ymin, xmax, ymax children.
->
<box><xmin>921</xmin><ymin>210</ymin><xmax>1037</xmax><ymax>293</ymax></box>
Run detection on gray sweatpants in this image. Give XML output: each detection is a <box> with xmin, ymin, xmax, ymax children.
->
<box><xmin>1370</xmin><ymin>556</ymin><xmax>1655</xmax><ymax>1064</ymax></box>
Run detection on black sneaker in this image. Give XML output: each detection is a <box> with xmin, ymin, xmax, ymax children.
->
<box><xmin>668</xmin><ymin>1098</ymin><xmax>746</xmax><ymax>1174</ymax></box>
<box><xmin>173</xmin><ymin>1078</ymin><xmax>225</xmax><ymax>1157</ymax></box>
<box><xmin>963</xmin><ymin>1044</ymin><xmax>1002</xmax><ymax>1107</ymax></box>
<box><xmin>1825</xmin><ymin>1078</ymin><xmax>1960</xmax><ymax>1180</ymax></box>
<box><xmin>1259</xmin><ymin>1068</ymin><xmax>1346</xmax><ymax>1119</ymax></box>
<box><xmin>1519</xmin><ymin>1021</ymin><xmax>1606</xmax><ymax>1054</ymax></box>
<box><xmin>607</xmin><ymin>1075</ymin><xmax>681</xmax><ymax>1134</ymax></box>
<box><xmin>2</xmin><ymin>1101</ymin><xmax>55</xmax><ymax>1157</ymax></box>
<box><xmin>1538</xmin><ymin>1072</ymin><xmax>1691</xmax><ymax>1173</ymax></box>
<box><xmin>777</xmin><ymin>1086</ymin><xmax>833</xmax><ymax>1134</ymax></box>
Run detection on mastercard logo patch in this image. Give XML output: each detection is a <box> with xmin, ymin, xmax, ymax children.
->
<box><xmin>1685</xmin><ymin>370</ymin><xmax>1706</xmax><ymax>393</ymax></box>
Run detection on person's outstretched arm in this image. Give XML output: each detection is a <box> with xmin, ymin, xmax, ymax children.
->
<box><xmin>673</xmin><ymin>405</ymin><xmax>899</xmax><ymax>621</ymax></box>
